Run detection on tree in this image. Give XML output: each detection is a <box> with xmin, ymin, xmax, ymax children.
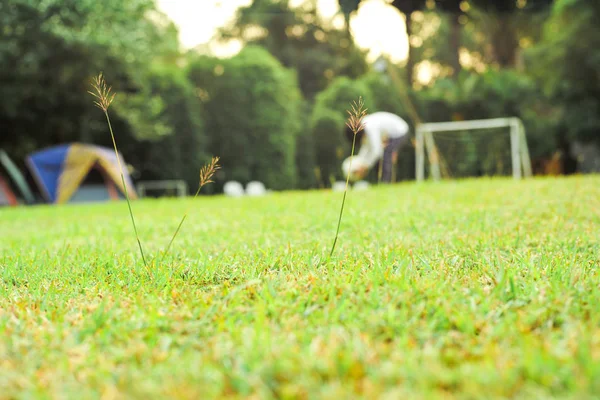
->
<box><xmin>219</xmin><ymin>0</ymin><xmax>368</xmax><ymax>99</ymax></box>
<box><xmin>469</xmin><ymin>0</ymin><xmax>554</xmax><ymax>67</ymax></box>
<box><xmin>188</xmin><ymin>46</ymin><xmax>302</xmax><ymax>191</ymax></box>
<box><xmin>0</xmin><ymin>0</ymin><xmax>180</xmax><ymax>165</ymax></box>
<box><xmin>390</xmin><ymin>0</ymin><xmax>427</xmax><ymax>85</ymax></box>
<box><xmin>139</xmin><ymin>66</ymin><xmax>209</xmax><ymax>191</ymax></box>
<box><xmin>311</xmin><ymin>109</ymin><xmax>346</xmax><ymax>187</ymax></box>
<box><xmin>358</xmin><ymin>73</ymin><xmax>407</xmax><ymax>116</ymax></box>
<box><xmin>409</xmin><ymin>0</ymin><xmax>553</xmax><ymax>83</ymax></box>
<box><xmin>529</xmin><ymin>0</ymin><xmax>600</xmax><ymax>147</ymax></box>
<box><xmin>434</xmin><ymin>0</ymin><xmax>463</xmax><ymax>76</ymax></box>
<box><xmin>295</xmin><ymin>101</ymin><xmax>319</xmax><ymax>189</ymax></box>
<box><xmin>338</xmin><ymin>0</ymin><xmax>361</xmax><ymax>34</ymax></box>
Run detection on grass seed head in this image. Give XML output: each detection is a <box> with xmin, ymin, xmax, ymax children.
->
<box><xmin>88</xmin><ymin>72</ymin><xmax>116</xmax><ymax>112</ymax></box>
<box><xmin>346</xmin><ymin>96</ymin><xmax>367</xmax><ymax>135</ymax></box>
<box><xmin>199</xmin><ymin>156</ymin><xmax>221</xmax><ymax>188</ymax></box>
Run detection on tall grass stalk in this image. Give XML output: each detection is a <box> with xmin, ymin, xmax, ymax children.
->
<box><xmin>89</xmin><ymin>73</ymin><xmax>148</xmax><ymax>268</ymax></box>
<box><xmin>330</xmin><ymin>97</ymin><xmax>367</xmax><ymax>257</ymax></box>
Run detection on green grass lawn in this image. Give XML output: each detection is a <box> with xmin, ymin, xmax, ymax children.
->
<box><xmin>1</xmin><ymin>176</ymin><xmax>599</xmax><ymax>399</ymax></box>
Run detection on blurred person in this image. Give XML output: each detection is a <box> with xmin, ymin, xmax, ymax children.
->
<box><xmin>342</xmin><ymin>111</ymin><xmax>410</xmax><ymax>183</ymax></box>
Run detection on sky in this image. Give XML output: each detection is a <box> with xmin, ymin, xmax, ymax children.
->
<box><xmin>156</xmin><ymin>0</ymin><xmax>409</xmax><ymax>63</ymax></box>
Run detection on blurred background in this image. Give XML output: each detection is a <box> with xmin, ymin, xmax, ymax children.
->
<box><xmin>1</xmin><ymin>0</ymin><xmax>599</xmax><ymax>198</ymax></box>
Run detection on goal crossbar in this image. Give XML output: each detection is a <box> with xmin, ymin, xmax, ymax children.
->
<box><xmin>415</xmin><ymin>117</ymin><xmax>532</xmax><ymax>182</ymax></box>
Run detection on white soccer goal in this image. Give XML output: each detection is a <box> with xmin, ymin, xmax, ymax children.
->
<box><xmin>136</xmin><ymin>180</ymin><xmax>188</xmax><ymax>198</ymax></box>
<box><xmin>415</xmin><ymin>117</ymin><xmax>533</xmax><ymax>181</ymax></box>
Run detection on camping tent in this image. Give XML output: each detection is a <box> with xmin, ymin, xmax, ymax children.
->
<box><xmin>26</xmin><ymin>143</ymin><xmax>138</xmax><ymax>204</ymax></box>
<box><xmin>0</xmin><ymin>174</ymin><xmax>18</xmax><ymax>206</ymax></box>
<box><xmin>0</xmin><ymin>150</ymin><xmax>36</xmax><ymax>207</ymax></box>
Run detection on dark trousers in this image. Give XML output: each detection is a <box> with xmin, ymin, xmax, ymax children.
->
<box><xmin>381</xmin><ymin>135</ymin><xmax>409</xmax><ymax>183</ymax></box>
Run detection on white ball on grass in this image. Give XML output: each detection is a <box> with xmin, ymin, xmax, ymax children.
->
<box><xmin>332</xmin><ymin>181</ymin><xmax>347</xmax><ymax>192</ymax></box>
<box><xmin>353</xmin><ymin>180</ymin><xmax>370</xmax><ymax>191</ymax></box>
<box><xmin>246</xmin><ymin>181</ymin><xmax>267</xmax><ymax>196</ymax></box>
<box><xmin>342</xmin><ymin>156</ymin><xmax>368</xmax><ymax>182</ymax></box>
<box><xmin>223</xmin><ymin>181</ymin><xmax>245</xmax><ymax>197</ymax></box>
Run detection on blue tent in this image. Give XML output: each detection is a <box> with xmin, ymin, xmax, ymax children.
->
<box><xmin>26</xmin><ymin>143</ymin><xmax>137</xmax><ymax>204</ymax></box>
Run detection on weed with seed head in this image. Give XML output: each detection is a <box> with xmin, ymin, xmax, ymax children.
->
<box><xmin>89</xmin><ymin>73</ymin><xmax>148</xmax><ymax>269</ymax></box>
<box><xmin>161</xmin><ymin>156</ymin><xmax>220</xmax><ymax>261</ymax></box>
<box><xmin>330</xmin><ymin>96</ymin><xmax>367</xmax><ymax>257</ymax></box>
<box><xmin>89</xmin><ymin>73</ymin><xmax>220</xmax><ymax>269</ymax></box>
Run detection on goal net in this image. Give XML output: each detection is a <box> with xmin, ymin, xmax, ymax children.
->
<box><xmin>415</xmin><ymin>118</ymin><xmax>532</xmax><ymax>181</ymax></box>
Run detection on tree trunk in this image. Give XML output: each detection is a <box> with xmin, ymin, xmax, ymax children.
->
<box><xmin>344</xmin><ymin>14</ymin><xmax>352</xmax><ymax>38</ymax></box>
<box><xmin>449</xmin><ymin>13</ymin><xmax>461</xmax><ymax>77</ymax></box>
<box><xmin>405</xmin><ymin>13</ymin><xmax>414</xmax><ymax>86</ymax></box>
<box><xmin>491</xmin><ymin>14</ymin><xmax>518</xmax><ymax>67</ymax></box>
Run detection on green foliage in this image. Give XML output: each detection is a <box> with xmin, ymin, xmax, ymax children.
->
<box><xmin>113</xmin><ymin>82</ymin><xmax>173</xmax><ymax>142</ymax></box>
<box><xmin>528</xmin><ymin>0</ymin><xmax>600</xmax><ymax>145</ymax></box>
<box><xmin>464</xmin><ymin>0</ymin><xmax>553</xmax><ymax>67</ymax></box>
<box><xmin>188</xmin><ymin>46</ymin><xmax>302</xmax><ymax>191</ymax></box>
<box><xmin>412</xmin><ymin>0</ymin><xmax>554</xmax><ymax>79</ymax></box>
<box><xmin>220</xmin><ymin>0</ymin><xmax>369</xmax><ymax>99</ymax></box>
<box><xmin>470</xmin><ymin>0</ymin><xmax>554</xmax><ymax>14</ymax></box>
<box><xmin>434</xmin><ymin>0</ymin><xmax>462</xmax><ymax>12</ymax></box>
<box><xmin>420</xmin><ymin>69</ymin><xmax>536</xmax><ymax>120</ymax></box>
<box><xmin>358</xmin><ymin>73</ymin><xmax>407</xmax><ymax>117</ymax></box>
<box><xmin>431</xmin><ymin>1</ymin><xmax>462</xmax><ymax>76</ymax></box>
<box><xmin>311</xmin><ymin>108</ymin><xmax>346</xmax><ymax>186</ymax></box>
<box><xmin>140</xmin><ymin>66</ymin><xmax>210</xmax><ymax>191</ymax></box>
<box><xmin>313</xmin><ymin>77</ymin><xmax>374</xmax><ymax>118</ymax></box>
<box><xmin>391</xmin><ymin>0</ymin><xmax>428</xmax><ymax>84</ymax></box>
<box><xmin>295</xmin><ymin>101</ymin><xmax>319</xmax><ymax>189</ymax></box>
<box><xmin>0</xmin><ymin>0</ymin><xmax>180</xmax><ymax>163</ymax></box>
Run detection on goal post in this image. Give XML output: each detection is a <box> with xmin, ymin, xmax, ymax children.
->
<box><xmin>415</xmin><ymin>117</ymin><xmax>533</xmax><ymax>182</ymax></box>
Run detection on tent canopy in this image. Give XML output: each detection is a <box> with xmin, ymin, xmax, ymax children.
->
<box><xmin>26</xmin><ymin>143</ymin><xmax>137</xmax><ymax>204</ymax></box>
<box><xmin>0</xmin><ymin>174</ymin><xmax>18</xmax><ymax>206</ymax></box>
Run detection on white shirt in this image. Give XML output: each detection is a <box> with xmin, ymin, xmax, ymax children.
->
<box><xmin>355</xmin><ymin>112</ymin><xmax>409</xmax><ymax>168</ymax></box>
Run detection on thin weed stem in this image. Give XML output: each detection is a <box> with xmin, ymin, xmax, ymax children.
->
<box><xmin>330</xmin><ymin>133</ymin><xmax>357</xmax><ymax>257</ymax></box>
<box><xmin>159</xmin><ymin>157</ymin><xmax>220</xmax><ymax>264</ymax></box>
<box><xmin>105</xmin><ymin>113</ymin><xmax>149</xmax><ymax>269</ymax></box>
<box><xmin>90</xmin><ymin>73</ymin><xmax>219</xmax><ymax>271</ymax></box>
<box><xmin>89</xmin><ymin>73</ymin><xmax>148</xmax><ymax>272</ymax></box>
<box><xmin>160</xmin><ymin>187</ymin><xmax>201</xmax><ymax>262</ymax></box>
<box><xmin>330</xmin><ymin>96</ymin><xmax>366</xmax><ymax>257</ymax></box>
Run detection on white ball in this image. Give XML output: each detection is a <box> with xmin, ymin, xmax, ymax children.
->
<box><xmin>353</xmin><ymin>180</ymin><xmax>370</xmax><ymax>191</ymax></box>
<box><xmin>332</xmin><ymin>181</ymin><xmax>347</xmax><ymax>192</ymax></box>
<box><xmin>223</xmin><ymin>181</ymin><xmax>245</xmax><ymax>197</ymax></box>
<box><xmin>246</xmin><ymin>181</ymin><xmax>267</xmax><ymax>196</ymax></box>
<box><xmin>342</xmin><ymin>156</ymin><xmax>368</xmax><ymax>182</ymax></box>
